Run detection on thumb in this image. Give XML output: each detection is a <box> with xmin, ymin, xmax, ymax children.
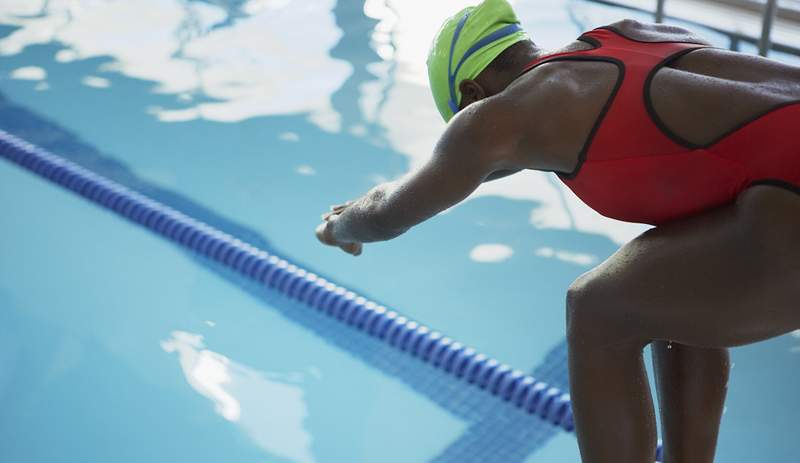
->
<box><xmin>341</xmin><ymin>242</ymin><xmax>362</xmax><ymax>256</ymax></box>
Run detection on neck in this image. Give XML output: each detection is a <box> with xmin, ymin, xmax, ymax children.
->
<box><xmin>475</xmin><ymin>40</ymin><xmax>547</xmax><ymax>97</ymax></box>
<box><xmin>485</xmin><ymin>41</ymin><xmax>545</xmax><ymax>93</ymax></box>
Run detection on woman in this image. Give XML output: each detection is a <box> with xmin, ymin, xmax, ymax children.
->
<box><xmin>314</xmin><ymin>0</ymin><xmax>800</xmax><ymax>461</ymax></box>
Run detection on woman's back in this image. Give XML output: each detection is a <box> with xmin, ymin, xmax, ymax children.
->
<box><xmin>506</xmin><ymin>19</ymin><xmax>800</xmax><ymax>224</ymax></box>
<box><xmin>514</xmin><ymin>19</ymin><xmax>800</xmax><ymax>168</ymax></box>
<box><xmin>647</xmin><ymin>22</ymin><xmax>800</xmax><ymax>147</ymax></box>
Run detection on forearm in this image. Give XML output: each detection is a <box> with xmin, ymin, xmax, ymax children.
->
<box><xmin>329</xmin><ymin>183</ymin><xmax>408</xmax><ymax>243</ymax></box>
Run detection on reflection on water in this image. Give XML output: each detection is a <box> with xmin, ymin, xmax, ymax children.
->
<box><xmin>161</xmin><ymin>330</ymin><xmax>315</xmax><ymax>463</ymax></box>
<box><xmin>534</xmin><ymin>246</ymin><xmax>597</xmax><ymax>267</ymax></box>
<box><xmin>162</xmin><ymin>331</ymin><xmax>241</xmax><ymax>421</ymax></box>
<box><xmin>1</xmin><ymin>0</ymin><xmax>350</xmax><ymax>128</ymax></box>
<box><xmin>469</xmin><ymin>243</ymin><xmax>514</xmax><ymax>263</ymax></box>
<box><xmin>9</xmin><ymin>65</ymin><xmax>45</xmax><ymax>80</ymax></box>
<box><xmin>81</xmin><ymin>75</ymin><xmax>109</xmax><ymax>88</ymax></box>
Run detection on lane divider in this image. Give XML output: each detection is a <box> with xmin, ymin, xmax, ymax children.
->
<box><xmin>6</xmin><ymin>127</ymin><xmax>678</xmax><ymax>446</ymax></box>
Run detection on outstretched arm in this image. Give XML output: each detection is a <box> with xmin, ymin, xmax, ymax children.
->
<box><xmin>316</xmin><ymin>101</ymin><xmax>523</xmax><ymax>255</ymax></box>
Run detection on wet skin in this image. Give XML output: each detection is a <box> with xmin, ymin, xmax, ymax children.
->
<box><xmin>315</xmin><ymin>18</ymin><xmax>800</xmax><ymax>463</ymax></box>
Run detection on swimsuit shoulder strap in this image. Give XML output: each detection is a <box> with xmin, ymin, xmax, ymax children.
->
<box><xmin>518</xmin><ymin>30</ymin><xmax>604</xmax><ymax>76</ymax></box>
<box><xmin>519</xmin><ymin>26</ymin><xmax>710</xmax><ymax>77</ymax></box>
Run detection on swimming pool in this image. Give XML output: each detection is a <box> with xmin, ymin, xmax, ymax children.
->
<box><xmin>1</xmin><ymin>1</ymin><xmax>798</xmax><ymax>462</ymax></box>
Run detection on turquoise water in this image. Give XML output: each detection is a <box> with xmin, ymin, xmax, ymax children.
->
<box><xmin>0</xmin><ymin>1</ymin><xmax>798</xmax><ymax>462</ymax></box>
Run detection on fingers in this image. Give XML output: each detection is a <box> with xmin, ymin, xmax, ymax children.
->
<box><xmin>317</xmin><ymin>201</ymin><xmax>362</xmax><ymax>256</ymax></box>
<box><xmin>322</xmin><ymin>200</ymin><xmax>355</xmax><ymax>221</ymax></box>
<box><xmin>315</xmin><ymin>221</ymin><xmax>363</xmax><ymax>256</ymax></box>
<box><xmin>329</xmin><ymin>200</ymin><xmax>354</xmax><ymax>213</ymax></box>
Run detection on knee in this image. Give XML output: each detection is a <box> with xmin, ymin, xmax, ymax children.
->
<box><xmin>566</xmin><ymin>269</ymin><xmax>653</xmax><ymax>349</ymax></box>
<box><xmin>566</xmin><ymin>270</ymin><xmax>616</xmax><ymax>347</ymax></box>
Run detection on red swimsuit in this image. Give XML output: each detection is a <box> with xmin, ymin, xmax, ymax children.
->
<box><xmin>521</xmin><ymin>26</ymin><xmax>800</xmax><ymax>226</ymax></box>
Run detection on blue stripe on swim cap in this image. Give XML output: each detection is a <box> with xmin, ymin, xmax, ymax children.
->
<box><xmin>447</xmin><ymin>22</ymin><xmax>523</xmax><ymax>115</ymax></box>
<box><xmin>447</xmin><ymin>12</ymin><xmax>471</xmax><ymax>114</ymax></box>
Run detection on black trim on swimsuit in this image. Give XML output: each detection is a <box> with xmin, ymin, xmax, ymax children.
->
<box><xmin>643</xmin><ymin>48</ymin><xmax>800</xmax><ymax>150</ymax></box>
<box><xmin>556</xmin><ymin>56</ymin><xmax>625</xmax><ymax>180</ymax></box>
<box><xmin>577</xmin><ymin>34</ymin><xmax>601</xmax><ymax>49</ymax></box>
<box><xmin>518</xmin><ymin>34</ymin><xmax>624</xmax><ymax>179</ymax></box>
<box><xmin>749</xmin><ymin>179</ymin><xmax>800</xmax><ymax>197</ymax></box>
<box><xmin>596</xmin><ymin>25</ymin><xmax>711</xmax><ymax>46</ymax></box>
<box><xmin>643</xmin><ymin>47</ymin><xmax>708</xmax><ymax>149</ymax></box>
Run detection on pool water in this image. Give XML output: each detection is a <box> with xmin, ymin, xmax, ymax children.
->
<box><xmin>0</xmin><ymin>1</ymin><xmax>798</xmax><ymax>462</ymax></box>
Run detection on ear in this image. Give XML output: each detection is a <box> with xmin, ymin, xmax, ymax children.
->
<box><xmin>458</xmin><ymin>80</ymin><xmax>486</xmax><ymax>110</ymax></box>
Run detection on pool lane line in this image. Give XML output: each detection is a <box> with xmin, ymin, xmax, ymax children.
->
<box><xmin>0</xmin><ymin>129</ymin><xmax>577</xmax><ymax>432</ymax></box>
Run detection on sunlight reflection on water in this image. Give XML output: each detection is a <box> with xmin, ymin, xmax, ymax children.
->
<box><xmin>161</xmin><ymin>330</ymin><xmax>316</xmax><ymax>463</ymax></box>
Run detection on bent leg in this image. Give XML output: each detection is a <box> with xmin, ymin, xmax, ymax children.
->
<box><xmin>566</xmin><ymin>184</ymin><xmax>800</xmax><ymax>463</ymax></box>
<box><xmin>567</xmin><ymin>336</ymin><xmax>656</xmax><ymax>462</ymax></box>
<box><xmin>652</xmin><ymin>341</ymin><xmax>729</xmax><ymax>463</ymax></box>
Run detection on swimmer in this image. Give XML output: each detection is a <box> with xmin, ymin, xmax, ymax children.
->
<box><xmin>315</xmin><ymin>1</ymin><xmax>800</xmax><ymax>461</ymax></box>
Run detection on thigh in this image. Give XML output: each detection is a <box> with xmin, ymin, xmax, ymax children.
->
<box><xmin>569</xmin><ymin>183</ymin><xmax>800</xmax><ymax>348</ymax></box>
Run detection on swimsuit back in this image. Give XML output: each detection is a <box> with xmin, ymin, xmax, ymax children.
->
<box><xmin>521</xmin><ymin>27</ymin><xmax>800</xmax><ymax>225</ymax></box>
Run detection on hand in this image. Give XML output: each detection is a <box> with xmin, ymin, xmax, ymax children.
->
<box><xmin>315</xmin><ymin>212</ymin><xmax>363</xmax><ymax>256</ymax></box>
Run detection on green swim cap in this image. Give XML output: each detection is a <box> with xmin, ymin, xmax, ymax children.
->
<box><xmin>427</xmin><ymin>0</ymin><xmax>528</xmax><ymax>122</ymax></box>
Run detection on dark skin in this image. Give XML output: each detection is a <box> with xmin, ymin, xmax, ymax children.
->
<box><xmin>315</xmin><ymin>18</ymin><xmax>800</xmax><ymax>463</ymax></box>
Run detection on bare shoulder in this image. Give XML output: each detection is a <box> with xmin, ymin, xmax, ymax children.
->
<box><xmin>492</xmin><ymin>61</ymin><xmax>620</xmax><ymax>172</ymax></box>
<box><xmin>439</xmin><ymin>94</ymin><xmax>527</xmax><ymax>169</ymax></box>
<box><xmin>439</xmin><ymin>66</ymin><xmax>579</xmax><ymax>171</ymax></box>
<box><xmin>605</xmin><ymin>18</ymin><xmax>712</xmax><ymax>46</ymax></box>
